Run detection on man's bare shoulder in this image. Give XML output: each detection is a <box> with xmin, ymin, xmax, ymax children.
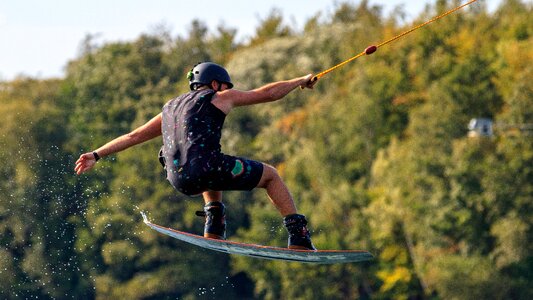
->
<box><xmin>215</xmin><ymin>89</ymin><xmax>253</xmax><ymax>100</ymax></box>
<box><xmin>211</xmin><ymin>89</ymin><xmax>257</xmax><ymax>114</ymax></box>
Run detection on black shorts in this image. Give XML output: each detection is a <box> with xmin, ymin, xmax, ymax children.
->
<box><xmin>164</xmin><ymin>153</ymin><xmax>264</xmax><ymax>196</ymax></box>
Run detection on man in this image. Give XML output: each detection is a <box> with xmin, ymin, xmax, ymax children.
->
<box><xmin>75</xmin><ymin>62</ymin><xmax>317</xmax><ymax>250</ymax></box>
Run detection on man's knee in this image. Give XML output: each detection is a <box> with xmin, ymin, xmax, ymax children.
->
<box><xmin>257</xmin><ymin>163</ymin><xmax>280</xmax><ymax>188</ymax></box>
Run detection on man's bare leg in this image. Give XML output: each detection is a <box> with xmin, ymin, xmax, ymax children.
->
<box><xmin>256</xmin><ymin>163</ymin><xmax>297</xmax><ymax>216</ymax></box>
<box><xmin>202</xmin><ymin>190</ymin><xmax>222</xmax><ymax>203</ymax></box>
<box><xmin>256</xmin><ymin>163</ymin><xmax>315</xmax><ymax>249</ymax></box>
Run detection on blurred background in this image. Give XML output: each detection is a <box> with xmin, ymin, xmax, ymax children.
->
<box><xmin>0</xmin><ymin>0</ymin><xmax>532</xmax><ymax>299</ymax></box>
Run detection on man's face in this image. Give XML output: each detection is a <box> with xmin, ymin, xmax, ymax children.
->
<box><xmin>212</xmin><ymin>80</ymin><xmax>230</xmax><ymax>91</ymax></box>
<box><xmin>219</xmin><ymin>83</ymin><xmax>230</xmax><ymax>91</ymax></box>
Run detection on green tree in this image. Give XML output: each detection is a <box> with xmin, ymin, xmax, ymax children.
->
<box><xmin>0</xmin><ymin>78</ymin><xmax>89</xmax><ymax>298</ymax></box>
<box><xmin>250</xmin><ymin>9</ymin><xmax>292</xmax><ymax>46</ymax></box>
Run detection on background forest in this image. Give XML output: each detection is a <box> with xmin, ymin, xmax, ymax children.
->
<box><xmin>1</xmin><ymin>0</ymin><xmax>532</xmax><ymax>299</ymax></box>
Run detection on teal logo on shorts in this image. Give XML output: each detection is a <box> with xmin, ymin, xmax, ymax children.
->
<box><xmin>231</xmin><ymin>160</ymin><xmax>244</xmax><ymax>177</ymax></box>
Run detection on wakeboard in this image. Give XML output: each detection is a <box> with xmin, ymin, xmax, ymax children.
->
<box><xmin>141</xmin><ymin>212</ymin><xmax>373</xmax><ymax>264</ymax></box>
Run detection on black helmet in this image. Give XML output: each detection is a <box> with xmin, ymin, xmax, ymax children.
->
<box><xmin>187</xmin><ymin>62</ymin><xmax>233</xmax><ymax>90</ymax></box>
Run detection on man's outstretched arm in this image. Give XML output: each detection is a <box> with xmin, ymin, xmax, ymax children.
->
<box><xmin>212</xmin><ymin>74</ymin><xmax>316</xmax><ymax>114</ymax></box>
<box><xmin>74</xmin><ymin>113</ymin><xmax>162</xmax><ymax>175</ymax></box>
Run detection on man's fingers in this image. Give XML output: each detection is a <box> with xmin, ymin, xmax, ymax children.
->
<box><xmin>74</xmin><ymin>153</ymin><xmax>95</xmax><ymax>175</ymax></box>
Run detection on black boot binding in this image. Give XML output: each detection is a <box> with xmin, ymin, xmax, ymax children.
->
<box><xmin>283</xmin><ymin>214</ymin><xmax>316</xmax><ymax>250</ymax></box>
<box><xmin>196</xmin><ymin>202</ymin><xmax>226</xmax><ymax>239</ymax></box>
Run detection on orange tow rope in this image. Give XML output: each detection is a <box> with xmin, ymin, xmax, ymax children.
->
<box><xmin>308</xmin><ymin>0</ymin><xmax>479</xmax><ymax>84</ymax></box>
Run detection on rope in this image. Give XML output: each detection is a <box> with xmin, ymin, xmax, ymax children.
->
<box><xmin>312</xmin><ymin>0</ymin><xmax>479</xmax><ymax>81</ymax></box>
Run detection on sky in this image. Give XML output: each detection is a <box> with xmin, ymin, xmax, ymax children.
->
<box><xmin>0</xmin><ymin>0</ymin><xmax>507</xmax><ymax>81</ymax></box>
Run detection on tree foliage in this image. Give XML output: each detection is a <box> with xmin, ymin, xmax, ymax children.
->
<box><xmin>1</xmin><ymin>1</ymin><xmax>532</xmax><ymax>298</ymax></box>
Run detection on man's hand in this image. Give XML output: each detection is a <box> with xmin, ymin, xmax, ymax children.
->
<box><xmin>300</xmin><ymin>74</ymin><xmax>318</xmax><ymax>90</ymax></box>
<box><xmin>74</xmin><ymin>152</ymin><xmax>97</xmax><ymax>175</ymax></box>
